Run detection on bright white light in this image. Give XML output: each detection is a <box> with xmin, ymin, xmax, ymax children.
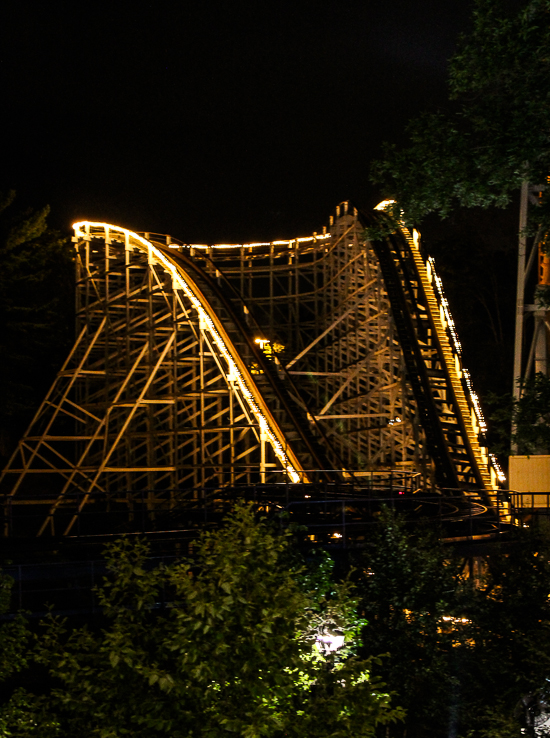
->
<box><xmin>316</xmin><ymin>632</ymin><xmax>345</xmax><ymax>653</ymax></box>
<box><xmin>428</xmin><ymin>256</ymin><xmax>462</xmax><ymax>357</ymax></box>
<box><xmin>463</xmin><ymin>369</ymin><xmax>488</xmax><ymax>434</ymax></box>
<box><xmin>184</xmin><ymin>234</ymin><xmax>331</xmax><ymax>250</ymax></box>
<box><xmin>374</xmin><ymin>199</ymin><xmax>396</xmax><ymax>211</ymax></box>
<box><xmin>489</xmin><ymin>453</ymin><xmax>507</xmax><ymax>483</ymax></box>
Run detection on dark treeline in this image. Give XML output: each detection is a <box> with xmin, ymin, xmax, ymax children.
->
<box><xmin>0</xmin><ymin>192</ymin><xmax>73</xmax><ymax>465</ymax></box>
<box><xmin>0</xmin><ymin>506</ymin><xmax>548</xmax><ymax>737</ymax></box>
<box><xmin>357</xmin><ymin>510</ymin><xmax>550</xmax><ymax>737</ymax></box>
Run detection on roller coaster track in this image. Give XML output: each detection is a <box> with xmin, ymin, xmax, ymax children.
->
<box><xmin>369</xmin><ymin>221</ymin><xmax>494</xmax><ymax>492</ymax></box>
<box><xmin>0</xmin><ymin>204</ymin><xmax>505</xmax><ymax>537</ymax></box>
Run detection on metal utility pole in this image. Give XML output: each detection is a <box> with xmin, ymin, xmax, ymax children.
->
<box><xmin>511</xmin><ymin>181</ymin><xmax>529</xmax><ymax>452</ymax></box>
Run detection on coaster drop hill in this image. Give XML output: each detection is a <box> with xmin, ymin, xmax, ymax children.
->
<box><xmin>0</xmin><ymin>203</ymin><xmax>505</xmax><ymax>538</ymax></box>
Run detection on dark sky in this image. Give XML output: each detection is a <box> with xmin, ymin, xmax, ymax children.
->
<box><xmin>1</xmin><ymin>0</ymin><xmax>473</xmax><ymax>243</ymax></box>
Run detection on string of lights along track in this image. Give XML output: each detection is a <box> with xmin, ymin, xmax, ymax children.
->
<box><xmin>0</xmin><ymin>202</ymin><xmax>504</xmax><ymax>537</ymax></box>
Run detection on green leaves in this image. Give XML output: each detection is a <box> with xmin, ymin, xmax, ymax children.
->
<box><xmin>357</xmin><ymin>509</ymin><xmax>469</xmax><ymax>736</ymax></box>
<box><xmin>512</xmin><ymin>372</ymin><xmax>550</xmax><ymax>454</ymax></box>
<box><xmin>355</xmin><ymin>509</ymin><xmax>550</xmax><ymax>737</ymax></box>
<box><xmin>370</xmin><ymin>0</ymin><xmax>550</xmax><ymax>227</ymax></box>
<box><xmin>488</xmin><ymin>372</ymin><xmax>550</xmax><ymax>454</ymax></box>
<box><xmin>0</xmin><ymin>191</ymin><xmax>73</xmax><ymax>463</ymax></box>
<box><xmin>1</xmin><ymin>505</ymin><xmax>403</xmax><ymax>737</ymax></box>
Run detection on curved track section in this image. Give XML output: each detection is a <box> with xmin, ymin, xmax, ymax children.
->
<box><xmin>106</xmin><ymin>225</ymin><xmax>306</xmax><ymax>483</ymax></box>
<box><xmin>0</xmin><ymin>207</ymin><xmax>505</xmax><ymax>537</ymax></box>
<box><xmin>0</xmin><ymin>223</ymin><xmax>311</xmax><ymax>536</ymax></box>
<box><xmin>155</xmin><ymin>244</ymin><xmax>338</xmax><ymax>479</ymax></box>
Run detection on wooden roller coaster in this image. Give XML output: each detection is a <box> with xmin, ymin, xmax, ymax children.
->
<box><xmin>0</xmin><ymin>202</ymin><xmax>506</xmax><ymax>538</ymax></box>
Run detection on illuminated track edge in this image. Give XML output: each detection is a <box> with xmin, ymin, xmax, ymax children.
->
<box><xmin>73</xmin><ymin>221</ymin><xmax>305</xmax><ymax>484</ymax></box>
<box><xmin>374</xmin><ymin>200</ymin><xmax>505</xmax><ymax>488</ymax></box>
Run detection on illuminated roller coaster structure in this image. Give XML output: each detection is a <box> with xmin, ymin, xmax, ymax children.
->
<box><xmin>0</xmin><ymin>202</ymin><xmax>506</xmax><ymax>537</ymax></box>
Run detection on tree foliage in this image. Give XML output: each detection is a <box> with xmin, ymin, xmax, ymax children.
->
<box><xmin>512</xmin><ymin>372</ymin><xmax>550</xmax><ymax>453</ymax></box>
<box><xmin>0</xmin><ymin>506</ymin><xmax>403</xmax><ymax>737</ymax></box>
<box><xmin>355</xmin><ymin>509</ymin><xmax>550</xmax><ymax>738</ymax></box>
<box><xmin>2</xmin><ymin>508</ymin><xmax>550</xmax><ymax>737</ymax></box>
<box><xmin>356</xmin><ymin>510</ymin><xmax>464</xmax><ymax>738</ymax></box>
<box><xmin>0</xmin><ymin>567</ymin><xmax>38</xmax><ymax>737</ymax></box>
<box><xmin>485</xmin><ymin>371</ymin><xmax>550</xmax><ymax>454</ymax></box>
<box><xmin>370</xmin><ymin>0</ymin><xmax>550</xmax><ymax>227</ymax></box>
<box><xmin>0</xmin><ymin>191</ymin><xmax>73</xmax><ymax>462</ymax></box>
<box><xmin>368</xmin><ymin>0</ymin><xmax>550</xmax><ymax>437</ymax></box>
<box><xmin>460</xmin><ymin>522</ymin><xmax>550</xmax><ymax>737</ymax></box>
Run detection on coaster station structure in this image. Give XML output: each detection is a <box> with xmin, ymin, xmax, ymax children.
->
<box><xmin>0</xmin><ymin>203</ymin><xmax>505</xmax><ymax>538</ymax></box>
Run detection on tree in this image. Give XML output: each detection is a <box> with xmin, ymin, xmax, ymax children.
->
<box><xmin>356</xmin><ymin>510</ymin><xmax>464</xmax><ymax>738</ymax></box>
<box><xmin>0</xmin><ymin>506</ymin><xmax>404</xmax><ymax>737</ymax></box>
<box><xmin>355</xmin><ymin>509</ymin><xmax>550</xmax><ymax>738</ymax></box>
<box><xmin>512</xmin><ymin>372</ymin><xmax>550</xmax><ymax>453</ymax></box>
<box><xmin>370</xmin><ymin>0</ymin><xmax>550</xmax><ymax>227</ymax></box>
<box><xmin>458</xmin><ymin>521</ymin><xmax>550</xmax><ymax>737</ymax></box>
<box><xmin>0</xmin><ymin>191</ymin><xmax>73</xmax><ymax>463</ymax></box>
<box><xmin>368</xmin><ymin>0</ymin><xmax>550</xmax><ymax>418</ymax></box>
<box><xmin>483</xmin><ymin>372</ymin><xmax>550</xmax><ymax>453</ymax></box>
<box><xmin>0</xmin><ymin>568</ymin><xmax>45</xmax><ymax>737</ymax></box>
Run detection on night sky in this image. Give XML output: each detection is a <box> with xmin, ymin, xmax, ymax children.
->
<box><xmin>1</xmin><ymin>0</ymin><xmax>473</xmax><ymax>243</ymax></box>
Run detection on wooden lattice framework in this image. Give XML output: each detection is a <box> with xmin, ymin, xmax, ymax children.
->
<box><xmin>0</xmin><ymin>203</ymin><xmax>504</xmax><ymax>536</ymax></box>
<box><xmin>196</xmin><ymin>205</ymin><xmax>427</xmax><ymax>477</ymax></box>
<box><xmin>0</xmin><ymin>224</ymin><xmax>304</xmax><ymax>536</ymax></box>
